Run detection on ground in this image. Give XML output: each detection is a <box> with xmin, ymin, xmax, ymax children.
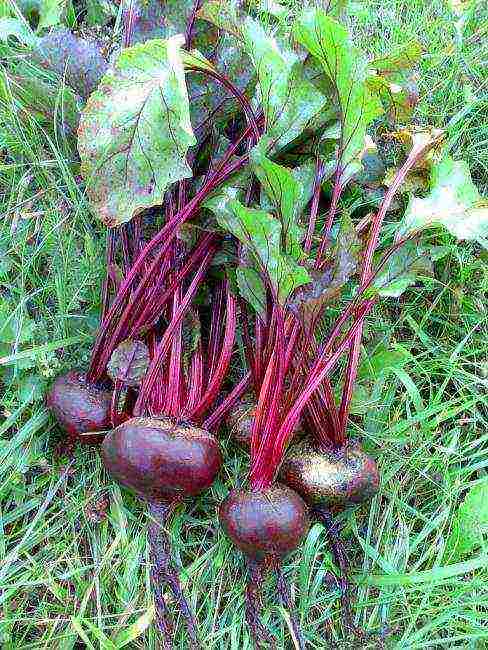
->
<box><xmin>0</xmin><ymin>0</ymin><xmax>487</xmax><ymax>648</ymax></box>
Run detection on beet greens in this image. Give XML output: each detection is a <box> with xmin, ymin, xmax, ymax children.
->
<box><xmin>39</xmin><ymin>1</ymin><xmax>488</xmax><ymax>647</ymax></box>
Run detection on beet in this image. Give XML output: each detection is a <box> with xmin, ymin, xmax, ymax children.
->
<box><xmin>279</xmin><ymin>440</ymin><xmax>379</xmax><ymax>508</ymax></box>
<box><xmin>226</xmin><ymin>398</ymin><xmax>255</xmax><ymax>447</ymax></box>
<box><xmin>47</xmin><ymin>370</ymin><xmax>111</xmax><ymax>444</ymax></box>
<box><xmin>102</xmin><ymin>416</ymin><xmax>222</xmax><ymax>502</ymax></box>
<box><xmin>219</xmin><ymin>483</ymin><xmax>309</xmax><ymax>560</ymax></box>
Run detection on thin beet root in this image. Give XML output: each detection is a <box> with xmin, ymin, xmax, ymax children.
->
<box><xmin>314</xmin><ymin>504</ymin><xmax>358</xmax><ymax>639</ymax></box>
<box><xmin>246</xmin><ymin>560</ymin><xmax>276</xmax><ymax>650</ymax></box>
<box><xmin>275</xmin><ymin>563</ymin><xmax>306</xmax><ymax>650</ymax></box>
<box><xmin>47</xmin><ymin>371</ymin><xmax>111</xmax><ymax>445</ymax></box>
<box><xmin>148</xmin><ymin>502</ymin><xmax>201</xmax><ymax>649</ymax></box>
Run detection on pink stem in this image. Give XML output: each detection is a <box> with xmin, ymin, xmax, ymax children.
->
<box><xmin>337</xmin><ymin>137</ymin><xmax>441</xmax><ymax>436</ymax></box>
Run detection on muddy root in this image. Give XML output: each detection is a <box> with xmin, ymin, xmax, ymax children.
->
<box><xmin>148</xmin><ymin>501</ymin><xmax>201</xmax><ymax>649</ymax></box>
<box><xmin>245</xmin><ymin>560</ymin><xmax>276</xmax><ymax>650</ymax></box>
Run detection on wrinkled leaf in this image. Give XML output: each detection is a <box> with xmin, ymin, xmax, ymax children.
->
<box><xmin>374</xmin><ymin>241</ymin><xmax>439</xmax><ymax>298</ymax></box>
<box><xmin>78</xmin><ymin>35</ymin><xmax>196</xmax><ymax>227</ymax></box>
<box><xmin>446</xmin><ymin>478</ymin><xmax>488</xmax><ymax>559</ymax></box>
<box><xmin>107</xmin><ymin>339</ymin><xmax>150</xmax><ymax>386</ymax></box>
<box><xmin>294</xmin><ymin>9</ymin><xmax>383</xmax><ymax>170</ymax></box>
<box><xmin>397</xmin><ymin>156</ymin><xmax>488</xmax><ymax>246</ymax></box>
<box><xmin>33</xmin><ymin>28</ymin><xmax>107</xmax><ymax>98</ymax></box>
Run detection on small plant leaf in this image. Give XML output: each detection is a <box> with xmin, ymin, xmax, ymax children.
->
<box><xmin>33</xmin><ymin>28</ymin><xmax>108</xmax><ymax>99</ymax></box>
<box><xmin>200</xmin><ymin>3</ymin><xmax>328</xmax><ymax>151</ymax></box>
<box><xmin>446</xmin><ymin>478</ymin><xmax>488</xmax><ymax>559</ymax></box>
<box><xmin>242</xmin><ymin>17</ymin><xmax>328</xmax><ymax>151</ymax></box>
<box><xmin>374</xmin><ymin>241</ymin><xmax>439</xmax><ymax>298</ymax></box>
<box><xmin>210</xmin><ymin>197</ymin><xmax>310</xmax><ymax>304</ymax></box>
<box><xmin>397</xmin><ymin>156</ymin><xmax>488</xmax><ymax>246</ymax></box>
<box><xmin>236</xmin><ymin>265</ymin><xmax>267</xmax><ymax>316</ymax></box>
<box><xmin>107</xmin><ymin>339</ymin><xmax>150</xmax><ymax>387</ymax></box>
<box><xmin>294</xmin><ymin>9</ymin><xmax>383</xmax><ymax>170</ymax></box>
<box><xmin>78</xmin><ymin>35</ymin><xmax>196</xmax><ymax>227</ymax></box>
<box><xmin>370</xmin><ymin>41</ymin><xmax>423</xmax><ymax>73</ymax></box>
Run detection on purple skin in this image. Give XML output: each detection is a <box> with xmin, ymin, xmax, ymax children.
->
<box><xmin>47</xmin><ymin>370</ymin><xmax>112</xmax><ymax>444</ymax></box>
<box><xmin>279</xmin><ymin>440</ymin><xmax>379</xmax><ymax>509</ymax></box>
<box><xmin>219</xmin><ymin>484</ymin><xmax>310</xmax><ymax>561</ymax></box>
<box><xmin>102</xmin><ymin>416</ymin><xmax>223</xmax><ymax>502</ymax></box>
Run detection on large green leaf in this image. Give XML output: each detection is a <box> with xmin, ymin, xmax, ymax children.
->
<box><xmin>397</xmin><ymin>156</ymin><xmax>488</xmax><ymax>246</ymax></box>
<box><xmin>78</xmin><ymin>36</ymin><xmax>196</xmax><ymax>227</ymax></box>
<box><xmin>446</xmin><ymin>479</ymin><xmax>488</xmax><ymax>560</ymax></box>
<box><xmin>294</xmin><ymin>9</ymin><xmax>382</xmax><ymax>170</ymax></box>
<box><xmin>200</xmin><ymin>3</ymin><xmax>328</xmax><ymax>151</ymax></box>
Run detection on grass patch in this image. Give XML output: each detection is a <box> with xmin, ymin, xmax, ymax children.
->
<box><xmin>0</xmin><ymin>0</ymin><xmax>487</xmax><ymax>647</ymax></box>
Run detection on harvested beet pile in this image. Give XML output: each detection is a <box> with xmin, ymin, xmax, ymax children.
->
<box><xmin>38</xmin><ymin>0</ymin><xmax>486</xmax><ymax>647</ymax></box>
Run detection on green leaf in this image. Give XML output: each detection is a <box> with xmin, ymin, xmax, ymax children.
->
<box><xmin>78</xmin><ymin>36</ymin><xmax>196</xmax><ymax>227</ymax></box>
<box><xmin>0</xmin><ymin>17</ymin><xmax>36</xmax><ymax>46</ymax></box>
<box><xmin>446</xmin><ymin>479</ymin><xmax>488</xmax><ymax>559</ymax></box>
<box><xmin>370</xmin><ymin>41</ymin><xmax>423</xmax><ymax>73</ymax></box>
<box><xmin>242</xmin><ymin>17</ymin><xmax>328</xmax><ymax>151</ymax></box>
<box><xmin>85</xmin><ymin>0</ymin><xmax>116</xmax><ymax>27</ymax></box>
<box><xmin>214</xmin><ymin>199</ymin><xmax>310</xmax><ymax>303</ymax></box>
<box><xmin>236</xmin><ymin>266</ymin><xmax>267</xmax><ymax>315</ymax></box>
<box><xmin>374</xmin><ymin>241</ymin><xmax>436</xmax><ymax>298</ymax></box>
<box><xmin>398</xmin><ymin>156</ymin><xmax>488</xmax><ymax>246</ymax></box>
<box><xmin>250</xmin><ymin>145</ymin><xmax>303</xmax><ymax>249</ymax></box>
<box><xmin>200</xmin><ymin>3</ymin><xmax>328</xmax><ymax>151</ymax></box>
<box><xmin>294</xmin><ymin>9</ymin><xmax>383</xmax><ymax>170</ymax></box>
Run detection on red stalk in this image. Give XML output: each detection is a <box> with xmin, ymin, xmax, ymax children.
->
<box><xmin>337</xmin><ymin>136</ymin><xmax>442</xmax><ymax>436</ymax></box>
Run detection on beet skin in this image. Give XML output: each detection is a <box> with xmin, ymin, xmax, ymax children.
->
<box><xmin>219</xmin><ymin>484</ymin><xmax>309</xmax><ymax>560</ymax></box>
<box><xmin>279</xmin><ymin>440</ymin><xmax>379</xmax><ymax>508</ymax></box>
<box><xmin>47</xmin><ymin>370</ymin><xmax>112</xmax><ymax>444</ymax></box>
<box><xmin>102</xmin><ymin>416</ymin><xmax>222</xmax><ymax>501</ymax></box>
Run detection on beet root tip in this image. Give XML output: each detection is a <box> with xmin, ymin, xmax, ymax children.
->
<box><xmin>47</xmin><ymin>370</ymin><xmax>111</xmax><ymax>444</ymax></box>
<box><xmin>219</xmin><ymin>483</ymin><xmax>309</xmax><ymax>561</ymax></box>
<box><xmin>102</xmin><ymin>416</ymin><xmax>222</xmax><ymax>502</ymax></box>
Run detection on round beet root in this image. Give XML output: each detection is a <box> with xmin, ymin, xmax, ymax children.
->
<box><xmin>279</xmin><ymin>440</ymin><xmax>379</xmax><ymax>508</ymax></box>
<box><xmin>102</xmin><ymin>416</ymin><xmax>222</xmax><ymax>501</ymax></box>
<box><xmin>47</xmin><ymin>371</ymin><xmax>112</xmax><ymax>444</ymax></box>
<box><xmin>219</xmin><ymin>484</ymin><xmax>309</xmax><ymax>560</ymax></box>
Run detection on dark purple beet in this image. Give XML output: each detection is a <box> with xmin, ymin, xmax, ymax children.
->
<box><xmin>219</xmin><ymin>484</ymin><xmax>309</xmax><ymax>560</ymax></box>
<box><xmin>47</xmin><ymin>370</ymin><xmax>112</xmax><ymax>444</ymax></box>
<box><xmin>279</xmin><ymin>440</ymin><xmax>379</xmax><ymax>508</ymax></box>
<box><xmin>102</xmin><ymin>416</ymin><xmax>222</xmax><ymax>502</ymax></box>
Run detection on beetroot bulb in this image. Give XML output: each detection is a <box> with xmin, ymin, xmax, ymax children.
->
<box><xmin>102</xmin><ymin>280</ymin><xmax>238</xmax><ymax>648</ymax></box>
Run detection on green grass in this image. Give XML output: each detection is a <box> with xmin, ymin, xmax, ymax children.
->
<box><xmin>1</xmin><ymin>0</ymin><xmax>488</xmax><ymax>648</ymax></box>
